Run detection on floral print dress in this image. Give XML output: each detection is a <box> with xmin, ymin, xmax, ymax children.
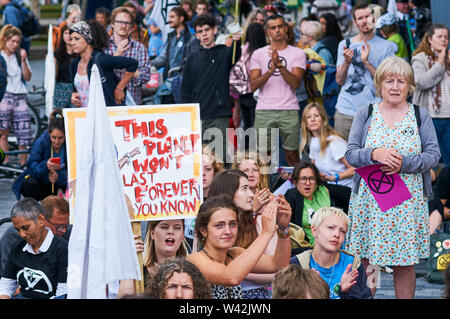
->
<box><xmin>346</xmin><ymin>103</ymin><xmax>429</xmax><ymax>266</ymax></box>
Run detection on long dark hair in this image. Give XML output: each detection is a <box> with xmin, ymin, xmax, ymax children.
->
<box><xmin>55</xmin><ymin>25</ymin><xmax>72</xmax><ymax>61</ymax></box>
<box><xmin>319</xmin><ymin>13</ymin><xmax>343</xmax><ymax>42</ymax></box>
<box><xmin>208</xmin><ymin>169</ymin><xmax>258</xmax><ymax>249</ymax></box>
<box><xmin>245</xmin><ymin>22</ymin><xmax>267</xmax><ymax>56</ymax></box>
<box><xmin>89</xmin><ymin>20</ymin><xmax>109</xmax><ymax>51</ymax></box>
<box><xmin>48</xmin><ymin>109</ymin><xmax>65</xmax><ymax>134</ymax></box>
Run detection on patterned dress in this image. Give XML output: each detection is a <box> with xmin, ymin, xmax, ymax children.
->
<box><xmin>346</xmin><ymin>103</ymin><xmax>429</xmax><ymax>266</ymax></box>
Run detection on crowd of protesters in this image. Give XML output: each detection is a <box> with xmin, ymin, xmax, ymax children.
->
<box><xmin>0</xmin><ymin>0</ymin><xmax>449</xmax><ymax>300</ymax></box>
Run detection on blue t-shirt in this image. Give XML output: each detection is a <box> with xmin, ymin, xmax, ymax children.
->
<box><xmin>335</xmin><ymin>35</ymin><xmax>397</xmax><ymax>117</ymax></box>
<box><xmin>310</xmin><ymin>251</ymin><xmax>354</xmax><ymax>299</ymax></box>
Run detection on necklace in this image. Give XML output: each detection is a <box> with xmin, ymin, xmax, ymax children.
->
<box><xmin>202</xmin><ymin>248</ymin><xmax>220</xmax><ymax>263</ymax></box>
<box><xmin>202</xmin><ymin>248</ymin><xmax>231</xmax><ymax>264</ymax></box>
<box><xmin>311</xmin><ymin>252</ymin><xmax>337</xmax><ymax>288</ymax></box>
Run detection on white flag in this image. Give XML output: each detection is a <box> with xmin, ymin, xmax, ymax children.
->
<box><xmin>150</xmin><ymin>0</ymin><xmax>180</xmax><ymax>43</ymax></box>
<box><xmin>387</xmin><ymin>0</ymin><xmax>399</xmax><ymax>18</ymax></box>
<box><xmin>67</xmin><ymin>65</ymin><xmax>141</xmax><ymax>299</ymax></box>
<box><xmin>44</xmin><ymin>24</ymin><xmax>55</xmax><ymax>118</ymax></box>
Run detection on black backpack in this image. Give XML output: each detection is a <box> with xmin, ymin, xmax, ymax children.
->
<box><xmin>12</xmin><ymin>3</ymin><xmax>40</xmax><ymax>37</ymax></box>
<box><xmin>366</xmin><ymin>103</ymin><xmax>422</xmax><ymax>128</ymax></box>
<box><xmin>0</xmin><ymin>55</ymin><xmax>6</xmax><ymax>101</ymax></box>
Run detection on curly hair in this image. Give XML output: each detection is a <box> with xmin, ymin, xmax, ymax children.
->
<box><xmin>146</xmin><ymin>258</ymin><xmax>212</xmax><ymax>299</ymax></box>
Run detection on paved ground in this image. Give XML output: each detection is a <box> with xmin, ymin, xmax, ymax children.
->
<box><xmin>0</xmin><ymin>59</ymin><xmax>446</xmax><ymax>299</ymax></box>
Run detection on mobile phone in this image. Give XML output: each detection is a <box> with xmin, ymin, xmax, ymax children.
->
<box><xmin>50</xmin><ymin>157</ymin><xmax>61</xmax><ymax>165</ymax></box>
<box><xmin>278</xmin><ymin>166</ymin><xmax>293</xmax><ymax>174</ymax></box>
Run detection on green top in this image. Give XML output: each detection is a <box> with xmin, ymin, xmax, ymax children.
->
<box><xmin>302</xmin><ymin>185</ymin><xmax>331</xmax><ymax>245</ymax></box>
<box><xmin>388</xmin><ymin>33</ymin><xmax>409</xmax><ymax>59</ymax></box>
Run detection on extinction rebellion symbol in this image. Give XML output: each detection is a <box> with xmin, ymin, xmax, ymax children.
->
<box><xmin>367</xmin><ymin>170</ymin><xmax>394</xmax><ymax>194</ymax></box>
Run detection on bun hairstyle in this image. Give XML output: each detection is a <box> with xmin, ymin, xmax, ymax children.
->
<box><xmin>48</xmin><ymin>109</ymin><xmax>65</xmax><ymax>134</ymax></box>
<box><xmin>0</xmin><ymin>24</ymin><xmax>22</xmax><ymax>51</ymax></box>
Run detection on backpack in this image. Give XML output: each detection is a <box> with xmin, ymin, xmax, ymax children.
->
<box><xmin>0</xmin><ymin>55</ymin><xmax>7</xmax><ymax>101</ymax></box>
<box><xmin>425</xmin><ymin>223</ymin><xmax>450</xmax><ymax>284</ymax></box>
<box><xmin>12</xmin><ymin>3</ymin><xmax>40</xmax><ymax>37</ymax></box>
<box><xmin>229</xmin><ymin>54</ymin><xmax>251</xmax><ymax>96</ymax></box>
<box><xmin>366</xmin><ymin>103</ymin><xmax>422</xmax><ymax>128</ymax></box>
<box><xmin>303</xmin><ymin>47</ymin><xmax>341</xmax><ymax>123</ymax></box>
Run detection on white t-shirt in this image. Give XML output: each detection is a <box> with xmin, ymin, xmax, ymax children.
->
<box><xmin>309</xmin><ymin>135</ymin><xmax>353</xmax><ymax>188</ymax></box>
<box><xmin>1</xmin><ymin>50</ymin><xmax>28</xmax><ymax>94</ymax></box>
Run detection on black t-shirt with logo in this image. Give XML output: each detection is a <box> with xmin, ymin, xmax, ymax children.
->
<box><xmin>3</xmin><ymin>235</ymin><xmax>68</xmax><ymax>299</ymax></box>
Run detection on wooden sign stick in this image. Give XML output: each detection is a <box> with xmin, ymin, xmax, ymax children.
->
<box><xmin>132</xmin><ymin>221</ymin><xmax>145</xmax><ymax>294</ymax></box>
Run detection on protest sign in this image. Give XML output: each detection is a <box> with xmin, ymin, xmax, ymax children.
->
<box><xmin>64</xmin><ymin>104</ymin><xmax>202</xmax><ymax>222</ymax></box>
<box><xmin>355</xmin><ymin>164</ymin><xmax>412</xmax><ymax>212</ymax></box>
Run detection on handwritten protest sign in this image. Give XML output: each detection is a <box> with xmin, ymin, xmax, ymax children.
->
<box><xmin>64</xmin><ymin>104</ymin><xmax>202</xmax><ymax>221</ymax></box>
<box><xmin>355</xmin><ymin>164</ymin><xmax>412</xmax><ymax>212</ymax></box>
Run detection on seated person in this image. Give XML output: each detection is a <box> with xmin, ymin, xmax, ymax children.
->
<box><xmin>290</xmin><ymin>207</ymin><xmax>372</xmax><ymax>299</ymax></box>
<box><xmin>300</xmin><ymin>103</ymin><xmax>354</xmax><ymax>213</ymax></box>
<box><xmin>272</xmin><ymin>264</ymin><xmax>329</xmax><ymax>299</ymax></box>
<box><xmin>285</xmin><ymin>161</ymin><xmax>331</xmax><ymax>246</ymax></box>
<box><xmin>146</xmin><ymin>257</ymin><xmax>212</xmax><ymax>299</ymax></box>
<box><xmin>12</xmin><ymin>109</ymin><xmax>67</xmax><ymax>201</ymax></box>
<box><xmin>429</xmin><ymin>166</ymin><xmax>450</xmax><ymax>234</ymax></box>
<box><xmin>0</xmin><ymin>195</ymin><xmax>70</xmax><ymax>277</ymax></box>
<box><xmin>0</xmin><ymin>198</ymin><xmax>68</xmax><ymax>299</ymax></box>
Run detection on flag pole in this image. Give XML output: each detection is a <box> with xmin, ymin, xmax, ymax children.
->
<box><xmin>232</xmin><ymin>0</ymin><xmax>240</xmax><ymax>65</ymax></box>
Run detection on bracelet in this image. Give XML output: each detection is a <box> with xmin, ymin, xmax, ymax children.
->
<box><xmin>277</xmin><ymin>224</ymin><xmax>290</xmax><ymax>239</ymax></box>
<box><xmin>334</xmin><ymin>173</ymin><xmax>340</xmax><ymax>184</ymax></box>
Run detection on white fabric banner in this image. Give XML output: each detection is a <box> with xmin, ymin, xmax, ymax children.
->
<box><xmin>44</xmin><ymin>24</ymin><xmax>55</xmax><ymax>118</ymax></box>
<box><xmin>67</xmin><ymin>65</ymin><xmax>141</xmax><ymax>299</ymax></box>
<box><xmin>150</xmin><ymin>0</ymin><xmax>180</xmax><ymax>43</ymax></box>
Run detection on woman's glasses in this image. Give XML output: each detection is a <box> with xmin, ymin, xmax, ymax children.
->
<box><xmin>298</xmin><ymin>176</ymin><xmax>316</xmax><ymax>184</ymax></box>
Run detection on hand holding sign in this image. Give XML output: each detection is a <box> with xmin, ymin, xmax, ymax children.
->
<box><xmin>371</xmin><ymin>148</ymin><xmax>402</xmax><ymax>174</ymax></box>
<box><xmin>355</xmin><ymin>164</ymin><xmax>412</xmax><ymax>212</ymax></box>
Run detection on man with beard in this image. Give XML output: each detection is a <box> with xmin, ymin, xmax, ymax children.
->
<box><xmin>334</xmin><ymin>1</ymin><xmax>397</xmax><ymax>140</ymax></box>
<box><xmin>152</xmin><ymin>6</ymin><xmax>199</xmax><ymax>104</ymax></box>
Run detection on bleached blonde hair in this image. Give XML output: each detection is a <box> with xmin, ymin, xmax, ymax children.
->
<box><xmin>310</xmin><ymin>206</ymin><xmax>350</xmax><ymax>229</ymax></box>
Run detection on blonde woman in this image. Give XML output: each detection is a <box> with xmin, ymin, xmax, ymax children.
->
<box><xmin>300</xmin><ymin>102</ymin><xmax>354</xmax><ymax>188</ymax></box>
<box><xmin>300</xmin><ymin>102</ymin><xmax>354</xmax><ymax>212</ymax></box>
<box><xmin>232</xmin><ymin>151</ymin><xmax>270</xmax><ymax>214</ymax></box>
<box><xmin>346</xmin><ymin>56</ymin><xmax>440</xmax><ymax>299</ymax></box>
<box><xmin>0</xmin><ymin>25</ymin><xmax>32</xmax><ymax>166</ymax></box>
<box><xmin>118</xmin><ymin>219</ymin><xmax>188</xmax><ymax>298</ymax></box>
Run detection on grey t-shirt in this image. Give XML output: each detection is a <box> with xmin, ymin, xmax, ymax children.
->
<box><xmin>335</xmin><ymin>35</ymin><xmax>397</xmax><ymax>117</ymax></box>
